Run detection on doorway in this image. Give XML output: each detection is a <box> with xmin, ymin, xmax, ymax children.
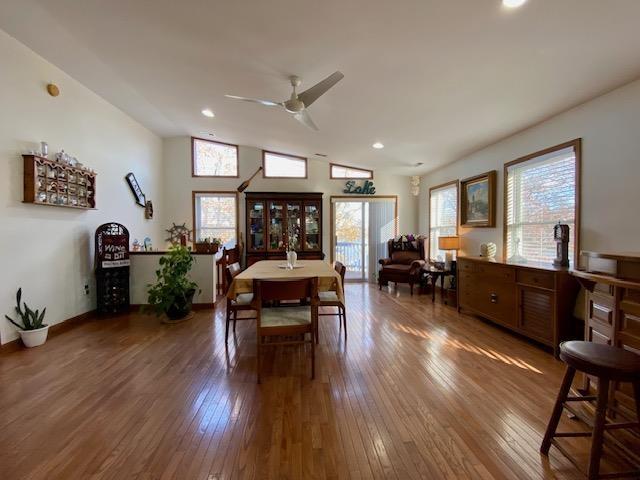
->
<box><xmin>331</xmin><ymin>197</ymin><xmax>398</xmax><ymax>283</ymax></box>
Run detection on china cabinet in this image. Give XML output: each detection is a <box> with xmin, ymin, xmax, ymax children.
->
<box><xmin>245</xmin><ymin>192</ymin><xmax>323</xmax><ymax>265</ymax></box>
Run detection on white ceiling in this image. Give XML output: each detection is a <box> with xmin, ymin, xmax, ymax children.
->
<box><xmin>2</xmin><ymin>0</ymin><xmax>640</xmax><ymax>174</ymax></box>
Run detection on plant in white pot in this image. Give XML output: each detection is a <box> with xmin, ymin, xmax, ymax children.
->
<box><xmin>4</xmin><ymin>288</ymin><xmax>49</xmax><ymax>347</ymax></box>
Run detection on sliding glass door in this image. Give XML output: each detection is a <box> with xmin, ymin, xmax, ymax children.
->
<box><xmin>333</xmin><ymin>198</ymin><xmax>397</xmax><ymax>283</ymax></box>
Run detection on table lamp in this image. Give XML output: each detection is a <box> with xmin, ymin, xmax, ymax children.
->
<box><xmin>438</xmin><ymin>236</ymin><xmax>460</xmax><ymax>271</ymax></box>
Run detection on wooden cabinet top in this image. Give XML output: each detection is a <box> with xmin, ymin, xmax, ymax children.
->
<box><xmin>458</xmin><ymin>256</ymin><xmax>572</xmax><ymax>273</ymax></box>
<box><xmin>244</xmin><ymin>192</ymin><xmax>323</xmax><ymax>200</ymax></box>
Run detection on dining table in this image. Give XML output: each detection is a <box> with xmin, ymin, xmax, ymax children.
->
<box><xmin>226</xmin><ymin>259</ymin><xmax>344</xmax><ymax>302</ymax></box>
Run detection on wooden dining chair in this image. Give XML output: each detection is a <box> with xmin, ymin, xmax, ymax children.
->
<box><xmin>225</xmin><ymin>262</ymin><xmax>256</xmax><ymax>343</ymax></box>
<box><xmin>318</xmin><ymin>261</ymin><xmax>347</xmax><ymax>343</ymax></box>
<box><xmin>251</xmin><ymin>277</ymin><xmax>319</xmax><ymax>383</ymax></box>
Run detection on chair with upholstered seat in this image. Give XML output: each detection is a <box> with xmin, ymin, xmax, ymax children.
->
<box><xmin>225</xmin><ymin>262</ymin><xmax>256</xmax><ymax>343</ymax></box>
<box><xmin>318</xmin><ymin>261</ymin><xmax>346</xmax><ymax>343</ymax></box>
<box><xmin>378</xmin><ymin>235</ymin><xmax>427</xmax><ymax>295</ymax></box>
<box><xmin>252</xmin><ymin>277</ymin><xmax>319</xmax><ymax>383</ymax></box>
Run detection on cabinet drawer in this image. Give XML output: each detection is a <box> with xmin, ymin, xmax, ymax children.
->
<box><xmin>588</xmin><ymin>292</ymin><xmax>614</xmax><ymax>327</ymax></box>
<box><xmin>460</xmin><ymin>280</ymin><xmax>517</xmax><ymax>327</ymax></box>
<box><xmin>516</xmin><ymin>269</ymin><xmax>554</xmax><ymax>289</ymax></box>
<box><xmin>475</xmin><ymin>263</ymin><xmax>516</xmax><ymax>283</ymax></box>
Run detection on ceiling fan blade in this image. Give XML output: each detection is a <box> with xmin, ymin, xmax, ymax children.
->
<box><xmin>224</xmin><ymin>95</ymin><xmax>281</xmax><ymax>107</ymax></box>
<box><xmin>297</xmin><ymin>71</ymin><xmax>344</xmax><ymax>107</ymax></box>
<box><xmin>294</xmin><ymin>110</ymin><xmax>319</xmax><ymax>131</ymax></box>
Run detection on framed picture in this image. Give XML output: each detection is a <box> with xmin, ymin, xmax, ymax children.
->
<box><xmin>125</xmin><ymin>172</ymin><xmax>146</xmax><ymax>207</ymax></box>
<box><xmin>460</xmin><ymin>170</ymin><xmax>496</xmax><ymax>228</ymax></box>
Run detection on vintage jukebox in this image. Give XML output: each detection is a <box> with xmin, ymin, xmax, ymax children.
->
<box><xmin>95</xmin><ymin>223</ymin><xmax>130</xmax><ymax>314</ymax></box>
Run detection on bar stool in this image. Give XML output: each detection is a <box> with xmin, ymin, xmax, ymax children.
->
<box><xmin>541</xmin><ymin>341</ymin><xmax>640</xmax><ymax>479</ymax></box>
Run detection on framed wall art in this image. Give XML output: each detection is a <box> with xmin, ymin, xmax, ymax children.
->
<box><xmin>460</xmin><ymin>170</ymin><xmax>496</xmax><ymax>228</ymax></box>
<box><xmin>125</xmin><ymin>172</ymin><xmax>146</xmax><ymax>207</ymax></box>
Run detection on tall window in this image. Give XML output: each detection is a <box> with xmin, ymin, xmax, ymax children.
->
<box><xmin>263</xmin><ymin>151</ymin><xmax>307</xmax><ymax>178</ymax></box>
<box><xmin>192</xmin><ymin>138</ymin><xmax>238</xmax><ymax>177</ymax></box>
<box><xmin>330</xmin><ymin>163</ymin><xmax>373</xmax><ymax>179</ymax></box>
<box><xmin>193</xmin><ymin>192</ymin><xmax>238</xmax><ymax>247</ymax></box>
<box><xmin>429</xmin><ymin>181</ymin><xmax>458</xmax><ymax>261</ymax></box>
<box><xmin>505</xmin><ymin>140</ymin><xmax>580</xmax><ymax>265</ymax></box>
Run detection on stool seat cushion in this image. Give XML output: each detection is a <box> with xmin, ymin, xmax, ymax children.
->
<box><xmin>560</xmin><ymin>341</ymin><xmax>640</xmax><ymax>382</ymax></box>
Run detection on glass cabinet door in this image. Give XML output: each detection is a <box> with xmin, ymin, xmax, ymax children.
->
<box><xmin>286</xmin><ymin>202</ymin><xmax>302</xmax><ymax>251</ymax></box>
<box><xmin>304</xmin><ymin>201</ymin><xmax>321</xmax><ymax>251</ymax></box>
<box><xmin>268</xmin><ymin>201</ymin><xmax>285</xmax><ymax>252</ymax></box>
<box><xmin>248</xmin><ymin>201</ymin><xmax>266</xmax><ymax>251</ymax></box>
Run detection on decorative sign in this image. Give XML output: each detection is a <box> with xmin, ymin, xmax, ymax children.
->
<box><xmin>125</xmin><ymin>172</ymin><xmax>146</xmax><ymax>207</ymax></box>
<box><xmin>95</xmin><ymin>223</ymin><xmax>131</xmax><ymax>268</ymax></box>
<box><xmin>343</xmin><ymin>180</ymin><xmax>376</xmax><ymax>195</ymax></box>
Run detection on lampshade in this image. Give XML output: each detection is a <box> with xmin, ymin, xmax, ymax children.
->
<box><xmin>438</xmin><ymin>236</ymin><xmax>460</xmax><ymax>251</ymax></box>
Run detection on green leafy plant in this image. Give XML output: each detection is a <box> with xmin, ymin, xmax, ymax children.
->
<box><xmin>4</xmin><ymin>288</ymin><xmax>47</xmax><ymax>331</ymax></box>
<box><xmin>144</xmin><ymin>245</ymin><xmax>200</xmax><ymax>318</ymax></box>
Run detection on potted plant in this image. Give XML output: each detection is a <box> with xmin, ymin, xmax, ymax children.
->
<box><xmin>145</xmin><ymin>245</ymin><xmax>200</xmax><ymax>322</ymax></box>
<box><xmin>4</xmin><ymin>288</ymin><xmax>49</xmax><ymax>347</ymax></box>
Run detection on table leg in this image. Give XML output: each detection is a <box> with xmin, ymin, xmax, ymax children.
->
<box><xmin>431</xmin><ymin>275</ymin><xmax>435</xmax><ymax>303</ymax></box>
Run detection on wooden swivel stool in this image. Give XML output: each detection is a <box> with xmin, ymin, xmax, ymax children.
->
<box><xmin>541</xmin><ymin>341</ymin><xmax>640</xmax><ymax>479</ymax></box>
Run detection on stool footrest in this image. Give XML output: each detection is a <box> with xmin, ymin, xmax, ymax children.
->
<box><xmin>554</xmin><ymin>431</ymin><xmax>592</xmax><ymax>438</ymax></box>
<box><xmin>603</xmin><ymin>422</ymin><xmax>640</xmax><ymax>431</ymax></box>
<box><xmin>566</xmin><ymin>395</ymin><xmax>597</xmax><ymax>402</ymax></box>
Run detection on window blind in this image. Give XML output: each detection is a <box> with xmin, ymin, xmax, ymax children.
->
<box><xmin>429</xmin><ymin>184</ymin><xmax>457</xmax><ymax>261</ymax></box>
<box><xmin>194</xmin><ymin>193</ymin><xmax>237</xmax><ymax>247</ymax></box>
<box><xmin>506</xmin><ymin>145</ymin><xmax>577</xmax><ymax>265</ymax></box>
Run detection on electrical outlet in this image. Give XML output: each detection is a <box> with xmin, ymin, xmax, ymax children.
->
<box><xmin>84</xmin><ymin>284</ymin><xmax>90</xmax><ymax>295</ymax></box>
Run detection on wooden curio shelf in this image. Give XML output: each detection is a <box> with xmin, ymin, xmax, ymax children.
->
<box><xmin>23</xmin><ymin>154</ymin><xmax>97</xmax><ymax>210</ymax></box>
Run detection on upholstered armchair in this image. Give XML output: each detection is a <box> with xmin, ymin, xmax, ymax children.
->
<box><xmin>378</xmin><ymin>235</ymin><xmax>427</xmax><ymax>295</ymax></box>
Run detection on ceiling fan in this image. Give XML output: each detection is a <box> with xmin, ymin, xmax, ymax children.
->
<box><xmin>225</xmin><ymin>71</ymin><xmax>344</xmax><ymax>131</ymax></box>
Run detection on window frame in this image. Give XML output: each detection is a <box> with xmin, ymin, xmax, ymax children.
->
<box><xmin>191</xmin><ymin>190</ymin><xmax>239</xmax><ymax>248</ymax></box>
<box><xmin>262</xmin><ymin>150</ymin><xmax>308</xmax><ymax>179</ymax></box>
<box><xmin>502</xmin><ymin>138</ymin><xmax>582</xmax><ymax>266</ymax></box>
<box><xmin>329</xmin><ymin>162</ymin><xmax>374</xmax><ymax>180</ymax></box>
<box><xmin>191</xmin><ymin>137</ymin><xmax>239</xmax><ymax>178</ymax></box>
<box><xmin>428</xmin><ymin>179</ymin><xmax>459</xmax><ymax>262</ymax></box>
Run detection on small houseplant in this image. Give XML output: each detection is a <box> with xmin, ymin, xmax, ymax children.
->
<box><xmin>4</xmin><ymin>288</ymin><xmax>49</xmax><ymax>347</ymax></box>
<box><xmin>145</xmin><ymin>245</ymin><xmax>200</xmax><ymax>322</ymax></box>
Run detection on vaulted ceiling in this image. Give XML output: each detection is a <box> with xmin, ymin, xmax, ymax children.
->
<box><xmin>2</xmin><ymin>0</ymin><xmax>640</xmax><ymax>173</ymax></box>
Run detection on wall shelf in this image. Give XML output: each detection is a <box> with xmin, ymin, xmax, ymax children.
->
<box><xmin>23</xmin><ymin>154</ymin><xmax>96</xmax><ymax>210</ymax></box>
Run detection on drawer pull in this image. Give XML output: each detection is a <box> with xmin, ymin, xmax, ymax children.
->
<box><xmin>490</xmin><ymin>293</ymin><xmax>498</xmax><ymax>304</ymax></box>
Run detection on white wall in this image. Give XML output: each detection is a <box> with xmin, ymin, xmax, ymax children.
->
<box><xmin>162</xmin><ymin>137</ymin><xmax>419</xmax><ymax>261</ymax></box>
<box><xmin>0</xmin><ymin>30</ymin><xmax>164</xmax><ymax>344</ymax></box>
<box><xmin>419</xmin><ymin>78</ymin><xmax>640</xmax><ymax>262</ymax></box>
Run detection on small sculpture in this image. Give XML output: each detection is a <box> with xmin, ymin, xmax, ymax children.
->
<box><xmin>480</xmin><ymin>242</ymin><xmax>497</xmax><ymax>259</ymax></box>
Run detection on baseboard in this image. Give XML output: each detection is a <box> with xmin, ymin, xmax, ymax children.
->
<box><xmin>0</xmin><ymin>309</ymin><xmax>96</xmax><ymax>352</ymax></box>
<box><xmin>130</xmin><ymin>303</ymin><xmax>216</xmax><ymax>311</ymax></box>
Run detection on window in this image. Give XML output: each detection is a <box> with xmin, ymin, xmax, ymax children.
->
<box><xmin>193</xmin><ymin>192</ymin><xmax>238</xmax><ymax>247</ymax></box>
<box><xmin>505</xmin><ymin>139</ymin><xmax>580</xmax><ymax>265</ymax></box>
<box><xmin>192</xmin><ymin>138</ymin><xmax>238</xmax><ymax>177</ymax></box>
<box><xmin>330</xmin><ymin>163</ymin><xmax>373</xmax><ymax>179</ymax></box>
<box><xmin>263</xmin><ymin>151</ymin><xmax>307</xmax><ymax>178</ymax></box>
<box><xmin>429</xmin><ymin>181</ymin><xmax>458</xmax><ymax>261</ymax></box>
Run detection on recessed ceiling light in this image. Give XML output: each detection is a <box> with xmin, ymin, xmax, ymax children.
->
<box><xmin>201</xmin><ymin>108</ymin><xmax>215</xmax><ymax>118</ymax></box>
<box><xmin>502</xmin><ymin>0</ymin><xmax>527</xmax><ymax>8</ymax></box>
<box><xmin>372</xmin><ymin>142</ymin><xmax>384</xmax><ymax>149</ymax></box>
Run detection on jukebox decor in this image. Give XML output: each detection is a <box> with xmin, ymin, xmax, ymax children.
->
<box><xmin>95</xmin><ymin>223</ymin><xmax>130</xmax><ymax>314</ymax></box>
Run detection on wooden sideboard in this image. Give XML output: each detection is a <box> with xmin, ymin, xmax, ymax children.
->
<box><xmin>245</xmin><ymin>192</ymin><xmax>323</xmax><ymax>266</ymax></box>
<box><xmin>572</xmin><ymin>251</ymin><xmax>640</xmax><ymax>422</ymax></box>
<box><xmin>457</xmin><ymin>256</ymin><xmax>579</xmax><ymax>356</ymax></box>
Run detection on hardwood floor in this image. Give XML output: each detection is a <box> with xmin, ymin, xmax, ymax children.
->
<box><xmin>0</xmin><ymin>283</ymin><xmax>636</xmax><ymax>479</ymax></box>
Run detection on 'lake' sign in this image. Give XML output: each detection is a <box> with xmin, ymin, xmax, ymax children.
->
<box><xmin>343</xmin><ymin>180</ymin><xmax>376</xmax><ymax>195</ymax></box>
